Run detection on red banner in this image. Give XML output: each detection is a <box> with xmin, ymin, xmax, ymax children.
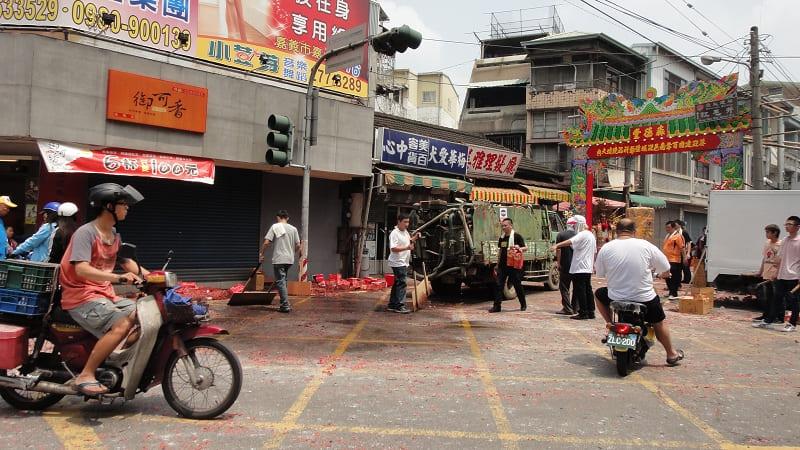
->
<box><xmin>587</xmin><ymin>134</ymin><xmax>722</xmax><ymax>159</ymax></box>
<box><xmin>38</xmin><ymin>140</ymin><xmax>215</xmax><ymax>185</ymax></box>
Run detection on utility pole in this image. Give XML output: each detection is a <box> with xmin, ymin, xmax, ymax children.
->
<box><xmin>750</xmin><ymin>26</ymin><xmax>764</xmax><ymax>190</ymax></box>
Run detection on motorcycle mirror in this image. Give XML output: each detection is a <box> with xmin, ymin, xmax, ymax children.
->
<box><xmin>161</xmin><ymin>250</ymin><xmax>174</xmax><ymax>271</ymax></box>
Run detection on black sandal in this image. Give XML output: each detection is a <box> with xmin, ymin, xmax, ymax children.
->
<box><xmin>666</xmin><ymin>349</ymin><xmax>685</xmax><ymax>366</ymax></box>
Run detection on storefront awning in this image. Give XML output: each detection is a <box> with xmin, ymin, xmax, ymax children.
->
<box><xmin>38</xmin><ymin>140</ymin><xmax>215</xmax><ymax>184</ymax></box>
<box><xmin>471</xmin><ymin>186</ymin><xmax>533</xmax><ymax>203</ymax></box>
<box><xmin>596</xmin><ymin>191</ymin><xmax>667</xmax><ymax>209</ymax></box>
<box><xmin>381</xmin><ymin>169</ymin><xmax>472</xmax><ymax>194</ymax></box>
<box><xmin>523</xmin><ymin>185</ymin><xmax>571</xmax><ymax>203</ymax></box>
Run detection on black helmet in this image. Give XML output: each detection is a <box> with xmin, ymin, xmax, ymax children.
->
<box><xmin>88</xmin><ymin>183</ymin><xmax>144</xmax><ymax>208</ymax></box>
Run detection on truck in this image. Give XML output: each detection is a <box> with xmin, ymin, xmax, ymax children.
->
<box><xmin>409</xmin><ymin>200</ymin><xmax>564</xmax><ymax>298</ymax></box>
<box><xmin>706</xmin><ymin>190</ymin><xmax>800</xmax><ymax>306</ymax></box>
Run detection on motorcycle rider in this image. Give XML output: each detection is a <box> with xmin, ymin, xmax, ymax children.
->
<box><xmin>10</xmin><ymin>201</ymin><xmax>60</xmax><ymax>261</ymax></box>
<box><xmin>594</xmin><ymin>218</ymin><xmax>685</xmax><ymax>366</ymax></box>
<box><xmin>59</xmin><ymin>183</ymin><xmax>149</xmax><ymax>397</ymax></box>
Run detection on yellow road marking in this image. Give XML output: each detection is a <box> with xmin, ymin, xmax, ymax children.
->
<box><xmin>262</xmin><ymin>295</ymin><xmax>384</xmax><ymax>449</ymax></box>
<box><xmin>688</xmin><ymin>335</ymin><xmax>737</xmax><ymax>356</ymax></box>
<box><xmin>43</xmin><ymin>411</ymin><xmax>104</xmax><ymax>449</ymax></box>
<box><xmin>533</xmin><ymin>302</ymin><xmax>732</xmax><ymax>447</ymax></box>
<box><xmin>460</xmin><ymin>313</ymin><xmax>517</xmax><ymax>450</ymax></box>
<box><xmin>143</xmin><ymin>414</ymin><xmax>709</xmax><ymax>447</ymax></box>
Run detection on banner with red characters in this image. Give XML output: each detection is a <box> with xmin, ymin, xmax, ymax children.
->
<box><xmin>38</xmin><ymin>140</ymin><xmax>215</xmax><ymax>184</ymax></box>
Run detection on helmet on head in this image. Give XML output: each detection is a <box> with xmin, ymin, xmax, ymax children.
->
<box><xmin>43</xmin><ymin>201</ymin><xmax>61</xmax><ymax>212</ymax></box>
<box><xmin>88</xmin><ymin>183</ymin><xmax>144</xmax><ymax>209</ymax></box>
<box><xmin>57</xmin><ymin>202</ymin><xmax>79</xmax><ymax>217</ymax></box>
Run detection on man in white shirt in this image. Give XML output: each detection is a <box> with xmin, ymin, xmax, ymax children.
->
<box><xmin>594</xmin><ymin>218</ymin><xmax>685</xmax><ymax>366</ymax></box>
<box><xmin>259</xmin><ymin>210</ymin><xmax>301</xmax><ymax>313</ymax></box>
<box><xmin>549</xmin><ymin>215</ymin><xmax>596</xmax><ymax>320</ymax></box>
<box><xmin>754</xmin><ymin>215</ymin><xmax>800</xmax><ymax>331</ymax></box>
<box><xmin>387</xmin><ymin>214</ymin><xmax>420</xmax><ymax>314</ymax></box>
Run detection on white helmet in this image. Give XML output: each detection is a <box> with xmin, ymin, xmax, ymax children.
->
<box><xmin>57</xmin><ymin>202</ymin><xmax>79</xmax><ymax>217</ymax></box>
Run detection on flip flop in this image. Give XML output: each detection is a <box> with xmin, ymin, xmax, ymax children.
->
<box><xmin>666</xmin><ymin>349</ymin><xmax>685</xmax><ymax>366</ymax></box>
<box><xmin>76</xmin><ymin>381</ymin><xmax>109</xmax><ymax>397</ymax></box>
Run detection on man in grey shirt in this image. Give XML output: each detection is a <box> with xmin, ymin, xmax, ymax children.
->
<box><xmin>260</xmin><ymin>210</ymin><xmax>301</xmax><ymax>313</ymax></box>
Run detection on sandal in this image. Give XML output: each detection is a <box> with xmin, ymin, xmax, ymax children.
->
<box><xmin>666</xmin><ymin>349</ymin><xmax>685</xmax><ymax>366</ymax></box>
<box><xmin>76</xmin><ymin>381</ymin><xmax>109</xmax><ymax>397</ymax></box>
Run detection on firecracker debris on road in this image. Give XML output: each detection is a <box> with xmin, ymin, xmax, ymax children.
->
<box><xmin>1</xmin><ymin>277</ymin><xmax>798</xmax><ymax>449</ymax></box>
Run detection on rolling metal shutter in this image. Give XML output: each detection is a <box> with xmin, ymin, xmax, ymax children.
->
<box><xmin>88</xmin><ymin>167</ymin><xmax>260</xmax><ymax>281</ymax></box>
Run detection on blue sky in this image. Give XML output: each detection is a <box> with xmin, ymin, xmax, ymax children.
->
<box><xmin>379</xmin><ymin>0</ymin><xmax>800</xmax><ymax>106</ymax></box>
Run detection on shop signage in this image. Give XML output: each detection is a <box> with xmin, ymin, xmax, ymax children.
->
<box><xmin>587</xmin><ymin>133</ymin><xmax>722</xmax><ymax>159</ymax></box>
<box><xmin>378</xmin><ymin>128</ymin><xmax>468</xmax><ymax>176</ymax></box>
<box><xmin>1</xmin><ymin>0</ymin><xmax>369</xmax><ymax>97</ymax></box>
<box><xmin>38</xmin><ymin>140</ymin><xmax>215</xmax><ymax>184</ymax></box>
<box><xmin>0</xmin><ymin>0</ymin><xmax>198</xmax><ymax>55</ymax></box>
<box><xmin>466</xmin><ymin>145</ymin><xmax>519</xmax><ymax>180</ymax></box>
<box><xmin>106</xmin><ymin>70</ymin><xmax>208</xmax><ymax>133</ymax></box>
<box><xmin>695</xmin><ymin>96</ymin><xmax>737</xmax><ymax>123</ymax></box>
<box><xmin>196</xmin><ymin>0</ymin><xmax>369</xmax><ymax>97</ymax></box>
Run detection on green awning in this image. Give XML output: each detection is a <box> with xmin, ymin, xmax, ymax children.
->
<box><xmin>595</xmin><ymin>191</ymin><xmax>666</xmax><ymax>209</ymax></box>
<box><xmin>381</xmin><ymin>169</ymin><xmax>472</xmax><ymax>194</ymax></box>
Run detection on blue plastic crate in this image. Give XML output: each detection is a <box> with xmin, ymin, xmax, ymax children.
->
<box><xmin>0</xmin><ymin>288</ymin><xmax>51</xmax><ymax>317</ymax></box>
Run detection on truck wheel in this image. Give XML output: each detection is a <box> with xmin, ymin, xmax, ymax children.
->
<box><xmin>545</xmin><ymin>265</ymin><xmax>559</xmax><ymax>291</ymax></box>
<box><xmin>431</xmin><ymin>279</ymin><xmax>462</xmax><ymax>298</ymax></box>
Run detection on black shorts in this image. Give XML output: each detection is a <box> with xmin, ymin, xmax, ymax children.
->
<box><xmin>595</xmin><ymin>287</ymin><xmax>667</xmax><ymax>324</ymax></box>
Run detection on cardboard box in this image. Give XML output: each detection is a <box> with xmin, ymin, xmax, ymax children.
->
<box><xmin>690</xmin><ymin>287</ymin><xmax>715</xmax><ymax>300</ymax></box>
<box><xmin>244</xmin><ymin>271</ymin><xmax>265</xmax><ymax>291</ymax></box>
<box><xmin>287</xmin><ymin>281</ymin><xmax>312</xmax><ymax>296</ymax></box>
<box><xmin>678</xmin><ymin>295</ymin><xmax>713</xmax><ymax>315</ymax></box>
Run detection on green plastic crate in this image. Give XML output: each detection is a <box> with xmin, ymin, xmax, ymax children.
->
<box><xmin>0</xmin><ymin>260</ymin><xmax>59</xmax><ymax>293</ymax></box>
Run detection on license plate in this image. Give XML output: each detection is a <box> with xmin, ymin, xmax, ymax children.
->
<box><xmin>606</xmin><ymin>332</ymin><xmax>637</xmax><ymax>349</ymax></box>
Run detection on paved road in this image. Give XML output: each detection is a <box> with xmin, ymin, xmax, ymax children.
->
<box><xmin>1</xmin><ymin>279</ymin><xmax>797</xmax><ymax>449</ymax></box>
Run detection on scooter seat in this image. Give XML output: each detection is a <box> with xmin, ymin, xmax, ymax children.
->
<box><xmin>50</xmin><ymin>305</ymin><xmax>81</xmax><ymax>326</ymax></box>
<box><xmin>610</xmin><ymin>300</ymin><xmax>647</xmax><ymax>314</ymax></box>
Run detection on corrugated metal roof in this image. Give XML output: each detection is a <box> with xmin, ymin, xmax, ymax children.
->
<box><xmin>467</xmin><ymin>78</ymin><xmax>530</xmax><ymax>88</ymax></box>
<box><xmin>374</xmin><ymin>112</ymin><xmax>507</xmax><ymax>151</ymax></box>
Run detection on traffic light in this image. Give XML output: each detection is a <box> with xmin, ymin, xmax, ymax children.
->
<box><xmin>265</xmin><ymin>114</ymin><xmax>293</xmax><ymax>167</ymax></box>
<box><xmin>370</xmin><ymin>25</ymin><xmax>422</xmax><ymax>56</ymax></box>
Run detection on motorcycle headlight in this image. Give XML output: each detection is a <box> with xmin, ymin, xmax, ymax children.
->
<box><xmin>164</xmin><ymin>272</ymin><xmax>178</xmax><ymax>288</ymax></box>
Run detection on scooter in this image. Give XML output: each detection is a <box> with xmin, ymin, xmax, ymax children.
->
<box><xmin>604</xmin><ymin>300</ymin><xmax>656</xmax><ymax>377</ymax></box>
<box><xmin>0</xmin><ymin>244</ymin><xmax>242</xmax><ymax>419</ymax></box>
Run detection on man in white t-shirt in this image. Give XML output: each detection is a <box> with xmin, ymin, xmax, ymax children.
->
<box><xmin>594</xmin><ymin>218</ymin><xmax>685</xmax><ymax>366</ymax></box>
<box><xmin>259</xmin><ymin>210</ymin><xmax>301</xmax><ymax>313</ymax></box>
<box><xmin>549</xmin><ymin>215</ymin><xmax>596</xmax><ymax>320</ymax></box>
<box><xmin>387</xmin><ymin>214</ymin><xmax>420</xmax><ymax>314</ymax></box>
<box><xmin>754</xmin><ymin>215</ymin><xmax>800</xmax><ymax>331</ymax></box>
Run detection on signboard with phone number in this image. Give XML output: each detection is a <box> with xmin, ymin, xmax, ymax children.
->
<box><xmin>0</xmin><ymin>0</ymin><xmax>197</xmax><ymax>54</ymax></box>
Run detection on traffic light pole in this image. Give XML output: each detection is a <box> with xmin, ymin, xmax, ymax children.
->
<box><xmin>299</xmin><ymin>38</ymin><xmax>371</xmax><ymax>282</ymax></box>
<box><xmin>297</xmin><ymin>26</ymin><xmax>420</xmax><ymax>282</ymax></box>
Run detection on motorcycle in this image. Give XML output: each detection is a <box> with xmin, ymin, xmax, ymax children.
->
<box><xmin>0</xmin><ymin>244</ymin><xmax>242</xmax><ymax>419</ymax></box>
<box><xmin>604</xmin><ymin>300</ymin><xmax>656</xmax><ymax>377</ymax></box>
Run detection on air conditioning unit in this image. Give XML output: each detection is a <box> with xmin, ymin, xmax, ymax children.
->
<box><xmin>553</xmin><ymin>82</ymin><xmax>576</xmax><ymax>91</ymax></box>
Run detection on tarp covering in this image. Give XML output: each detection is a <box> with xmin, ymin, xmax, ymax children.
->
<box><xmin>470</xmin><ymin>186</ymin><xmax>533</xmax><ymax>203</ymax></box>
<box><xmin>596</xmin><ymin>191</ymin><xmax>667</xmax><ymax>209</ymax></box>
<box><xmin>381</xmin><ymin>169</ymin><xmax>472</xmax><ymax>194</ymax></box>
